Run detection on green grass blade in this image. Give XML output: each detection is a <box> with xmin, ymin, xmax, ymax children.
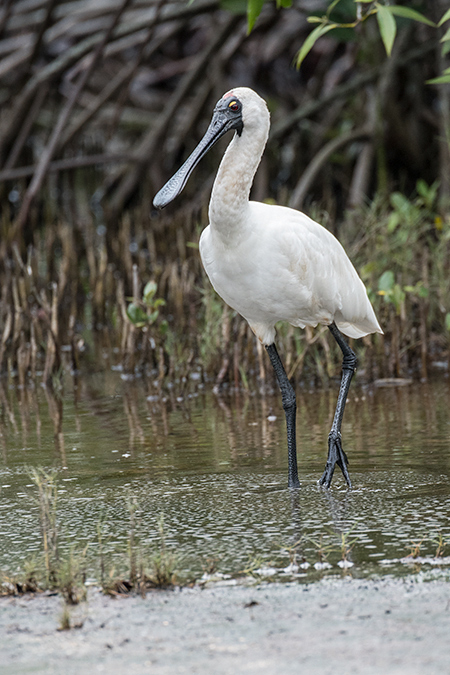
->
<box><xmin>376</xmin><ymin>4</ymin><xmax>397</xmax><ymax>57</ymax></box>
<box><xmin>427</xmin><ymin>74</ymin><xmax>450</xmax><ymax>85</ymax></box>
<box><xmin>438</xmin><ymin>7</ymin><xmax>450</xmax><ymax>26</ymax></box>
<box><xmin>387</xmin><ymin>6</ymin><xmax>435</xmax><ymax>27</ymax></box>
<box><xmin>441</xmin><ymin>26</ymin><xmax>450</xmax><ymax>42</ymax></box>
<box><xmin>296</xmin><ymin>23</ymin><xmax>338</xmax><ymax>69</ymax></box>
<box><xmin>247</xmin><ymin>0</ymin><xmax>265</xmax><ymax>33</ymax></box>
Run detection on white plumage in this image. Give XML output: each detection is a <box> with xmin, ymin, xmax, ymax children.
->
<box><xmin>199</xmin><ymin>88</ymin><xmax>381</xmax><ymax>344</ymax></box>
<box><xmin>154</xmin><ymin>86</ymin><xmax>382</xmax><ymax>489</ymax></box>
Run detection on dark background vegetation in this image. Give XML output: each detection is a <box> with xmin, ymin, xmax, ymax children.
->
<box><xmin>0</xmin><ymin>0</ymin><xmax>449</xmax><ymax>389</ymax></box>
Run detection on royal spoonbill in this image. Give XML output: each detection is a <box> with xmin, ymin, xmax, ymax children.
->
<box><xmin>153</xmin><ymin>87</ymin><xmax>382</xmax><ymax>489</ymax></box>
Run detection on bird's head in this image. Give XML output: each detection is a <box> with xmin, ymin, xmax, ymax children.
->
<box><xmin>222</xmin><ymin>87</ymin><xmax>269</xmax><ymax>135</ymax></box>
<box><xmin>153</xmin><ymin>87</ymin><xmax>269</xmax><ymax>209</ymax></box>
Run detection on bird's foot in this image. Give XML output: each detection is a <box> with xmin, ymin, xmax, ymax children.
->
<box><xmin>319</xmin><ymin>431</ymin><xmax>352</xmax><ymax>489</ymax></box>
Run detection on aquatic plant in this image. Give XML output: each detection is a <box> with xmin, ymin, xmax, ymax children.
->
<box><xmin>103</xmin><ymin>505</ymin><xmax>179</xmax><ymax>595</ymax></box>
<box><xmin>28</xmin><ymin>467</ymin><xmax>60</xmax><ymax>584</ymax></box>
<box><xmin>279</xmin><ymin>537</ymin><xmax>305</xmax><ymax>568</ymax></box>
<box><xmin>201</xmin><ymin>555</ymin><xmax>222</xmax><ymax>576</ymax></box>
<box><xmin>429</xmin><ymin>532</ymin><xmax>449</xmax><ymax>559</ymax></box>
<box><xmin>337</xmin><ymin>527</ymin><xmax>359</xmax><ymax>564</ymax></box>
<box><xmin>1</xmin><ymin>470</ymin><xmax>87</xmax><ymax>600</ymax></box>
<box><xmin>237</xmin><ymin>555</ymin><xmax>272</xmax><ymax>579</ymax></box>
<box><xmin>57</xmin><ymin>601</ymin><xmax>85</xmax><ymax>631</ymax></box>
<box><xmin>58</xmin><ymin>604</ymin><xmax>72</xmax><ymax>632</ymax></box>
<box><xmin>125</xmin><ymin>494</ymin><xmax>139</xmax><ymax>587</ymax></box>
<box><xmin>147</xmin><ymin>514</ymin><xmax>179</xmax><ymax>588</ymax></box>
<box><xmin>0</xmin><ymin>558</ymin><xmax>41</xmax><ymax>596</ymax></box>
<box><xmin>305</xmin><ymin>533</ymin><xmax>336</xmax><ymax>564</ymax></box>
<box><xmin>406</xmin><ymin>538</ymin><xmax>425</xmax><ymax>559</ymax></box>
<box><xmin>56</xmin><ymin>548</ymin><xmax>88</xmax><ymax>605</ymax></box>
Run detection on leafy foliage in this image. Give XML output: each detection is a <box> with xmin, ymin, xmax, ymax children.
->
<box><xmin>245</xmin><ymin>0</ymin><xmax>292</xmax><ymax>32</ymax></box>
<box><xmin>354</xmin><ymin>179</ymin><xmax>450</xmax><ymax>376</ymax></box>
<box><xmin>247</xmin><ymin>0</ymin><xmax>266</xmax><ymax>32</ymax></box>
<box><xmin>428</xmin><ymin>8</ymin><xmax>450</xmax><ymax>84</ymax></box>
<box><xmin>376</xmin><ymin>5</ymin><xmax>397</xmax><ymax>57</ymax></box>
<box><xmin>244</xmin><ymin>1</ymin><xmax>441</xmax><ymax>71</ymax></box>
<box><xmin>127</xmin><ymin>281</ymin><xmax>166</xmax><ymax>329</ymax></box>
<box><xmin>297</xmin><ymin>2</ymin><xmax>435</xmax><ymax>66</ymax></box>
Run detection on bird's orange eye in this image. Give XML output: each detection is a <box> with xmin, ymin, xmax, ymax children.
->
<box><xmin>228</xmin><ymin>101</ymin><xmax>239</xmax><ymax>111</ymax></box>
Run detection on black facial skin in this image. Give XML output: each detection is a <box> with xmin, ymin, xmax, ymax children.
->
<box><xmin>153</xmin><ymin>96</ymin><xmax>243</xmax><ymax>209</ymax></box>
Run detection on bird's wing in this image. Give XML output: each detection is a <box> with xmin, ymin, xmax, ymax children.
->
<box><xmin>249</xmin><ymin>202</ymin><xmax>382</xmax><ymax>338</ymax></box>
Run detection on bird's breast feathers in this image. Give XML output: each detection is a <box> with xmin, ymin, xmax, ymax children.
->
<box><xmin>199</xmin><ymin>202</ymin><xmax>381</xmax><ymax>341</ymax></box>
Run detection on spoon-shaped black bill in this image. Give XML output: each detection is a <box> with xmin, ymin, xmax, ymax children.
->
<box><xmin>153</xmin><ymin>109</ymin><xmax>236</xmax><ymax>209</ymax></box>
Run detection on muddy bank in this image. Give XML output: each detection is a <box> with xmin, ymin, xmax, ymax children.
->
<box><xmin>1</xmin><ymin>575</ymin><xmax>449</xmax><ymax>674</ymax></box>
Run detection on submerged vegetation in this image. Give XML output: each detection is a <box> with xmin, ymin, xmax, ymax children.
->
<box><xmin>1</xmin><ymin>464</ymin><xmax>449</xmax><ymax>600</ymax></box>
<box><xmin>0</xmin><ymin>470</ymin><xmax>181</xmax><ymax>600</ymax></box>
<box><xmin>0</xmin><ymin>187</ymin><xmax>449</xmax><ymax>390</ymax></box>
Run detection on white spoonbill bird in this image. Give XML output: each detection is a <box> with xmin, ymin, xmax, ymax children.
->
<box><xmin>153</xmin><ymin>87</ymin><xmax>382</xmax><ymax>489</ymax></box>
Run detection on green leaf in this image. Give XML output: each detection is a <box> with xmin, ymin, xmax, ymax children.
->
<box><xmin>416</xmin><ymin>178</ymin><xmax>438</xmax><ymax>208</ymax></box>
<box><xmin>276</xmin><ymin>0</ymin><xmax>292</xmax><ymax>7</ymax></box>
<box><xmin>427</xmin><ymin>74</ymin><xmax>450</xmax><ymax>84</ymax></box>
<box><xmin>416</xmin><ymin>179</ymin><xmax>428</xmax><ymax>198</ymax></box>
<box><xmin>376</xmin><ymin>4</ymin><xmax>397</xmax><ymax>56</ymax></box>
<box><xmin>387</xmin><ymin>212</ymin><xmax>400</xmax><ymax>233</ymax></box>
<box><xmin>360</xmin><ymin>261</ymin><xmax>377</xmax><ymax>276</ymax></box>
<box><xmin>404</xmin><ymin>283</ymin><xmax>427</xmax><ymax>299</ymax></box>
<box><xmin>220</xmin><ymin>0</ymin><xmax>246</xmax><ymax>14</ymax></box>
<box><xmin>378</xmin><ymin>270</ymin><xmax>395</xmax><ymax>293</ymax></box>
<box><xmin>392</xmin><ymin>283</ymin><xmax>405</xmax><ymax>310</ymax></box>
<box><xmin>296</xmin><ymin>23</ymin><xmax>338</xmax><ymax>69</ymax></box>
<box><xmin>445</xmin><ymin>313</ymin><xmax>450</xmax><ymax>332</ymax></box>
<box><xmin>390</xmin><ymin>191</ymin><xmax>410</xmax><ymax>213</ymax></box>
<box><xmin>247</xmin><ymin>0</ymin><xmax>265</xmax><ymax>32</ymax></box>
<box><xmin>439</xmin><ymin>8</ymin><xmax>450</xmax><ymax>26</ymax></box>
<box><xmin>126</xmin><ymin>302</ymin><xmax>149</xmax><ymax>328</ymax></box>
<box><xmin>159</xmin><ymin>319</ymin><xmax>169</xmax><ymax>337</ymax></box>
<box><xmin>441</xmin><ymin>26</ymin><xmax>450</xmax><ymax>42</ymax></box>
<box><xmin>238</xmin><ymin>365</ymin><xmax>249</xmax><ymax>390</ymax></box>
<box><xmin>387</xmin><ymin>6</ymin><xmax>434</xmax><ymax>27</ymax></box>
<box><xmin>143</xmin><ymin>280</ymin><xmax>157</xmax><ymax>304</ymax></box>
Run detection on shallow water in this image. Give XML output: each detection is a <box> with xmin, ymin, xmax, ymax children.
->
<box><xmin>1</xmin><ymin>371</ymin><xmax>450</xmax><ymax>581</ymax></box>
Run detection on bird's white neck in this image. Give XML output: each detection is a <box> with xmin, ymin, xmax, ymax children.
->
<box><xmin>208</xmin><ymin>119</ymin><xmax>269</xmax><ymax>242</ymax></box>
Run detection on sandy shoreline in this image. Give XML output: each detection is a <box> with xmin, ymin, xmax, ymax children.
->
<box><xmin>1</xmin><ymin>575</ymin><xmax>450</xmax><ymax>674</ymax></box>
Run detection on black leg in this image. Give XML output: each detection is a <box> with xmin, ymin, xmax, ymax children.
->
<box><xmin>266</xmin><ymin>343</ymin><xmax>300</xmax><ymax>488</ymax></box>
<box><xmin>319</xmin><ymin>323</ymin><xmax>357</xmax><ymax>489</ymax></box>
